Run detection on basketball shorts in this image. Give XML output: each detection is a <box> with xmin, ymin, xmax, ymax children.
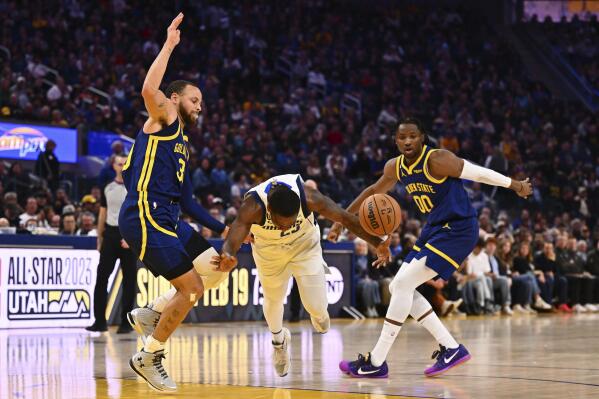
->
<box><xmin>251</xmin><ymin>226</ymin><xmax>328</xmax><ymax>288</ymax></box>
<box><xmin>404</xmin><ymin>217</ymin><xmax>479</xmax><ymax>280</ymax></box>
<box><xmin>119</xmin><ymin>197</ymin><xmax>212</xmax><ymax>281</ymax></box>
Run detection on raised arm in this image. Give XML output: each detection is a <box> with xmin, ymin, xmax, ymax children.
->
<box><xmin>211</xmin><ymin>195</ymin><xmax>263</xmax><ymax>272</ymax></box>
<box><xmin>306</xmin><ymin>186</ymin><xmax>391</xmax><ymax>267</ymax></box>
<box><xmin>140</xmin><ymin>13</ymin><xmax>183</xmax><ymax>125</ymax></box>
<box><xmin>327</xmin><ymin>157</ymin><xmax>398</xmax><ymax>242</ymax></box>
<box><xmin>427</xmin><ymin>149</ymin><xmax>532</xmax><ymax>197</ymax></box>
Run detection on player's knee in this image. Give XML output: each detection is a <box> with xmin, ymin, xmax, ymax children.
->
<box><xmin>184</xmin><ymin>279</ymin><xmax>204</xmax><ymax>304</ymax></box>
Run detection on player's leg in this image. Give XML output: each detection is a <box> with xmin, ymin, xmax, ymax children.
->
<box><xmin>341</xmin><ymin>257</ymin><xmax>436</xmax><ymax>378</ymax></box>
<box><xmin>129</xmin><ymin>239</ymin><xmax>201</xmax><ymax>392</ymax></box>
<box><xmin>295</xmin><ymin>273</ymin><xmax>330</xmax><ymax>333</ymax></box>
<box><xmin>128</xmin><ymin>223</ymin><xmax>227</xmax><ymax>338</ymax></box>
<box><xmin>261</xmin><ymin>273</ymin><xmax>293</xmax><ymax>377</ymax></box>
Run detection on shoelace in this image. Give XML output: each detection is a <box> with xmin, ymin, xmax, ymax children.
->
<box><xmin>431</xmin><ymin>345</ymin><xmax>448</xmax><ymax>361</ymax></box>
<box><xmin>152</xmin><ymin>352</ymin><xmax>168</xmax><ymax>379</ymax></box>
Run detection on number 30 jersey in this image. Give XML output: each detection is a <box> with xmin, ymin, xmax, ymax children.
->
<box><xmin>245</xmin><ymin>174</ymin><xmax>319</xmax><ymax>247</ymax></box>
<box><xmin>396</xmin><ymin>145</ymin><xmax>476</xmax><ymax>225</ymax></box>
<box><xmin>122</xmin><ymin>118</ymin><xmax>189</xmax><ymax>201</ymax></box>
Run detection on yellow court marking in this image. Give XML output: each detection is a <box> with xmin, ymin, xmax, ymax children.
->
<box><xmin>85</xmin><ymin>379</ymin><xmax>421</xmax><ymax>399</ymax></box>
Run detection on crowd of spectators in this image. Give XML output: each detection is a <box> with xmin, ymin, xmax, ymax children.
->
<box><xmin>1</xmin><ymin>2</ymin><xmax>598</xmax><ymax>316</ymax></box>
<box><xmin>530</xmin><ymin>14</ymin><xmax>599</xmax><ymax>91</ymax></box>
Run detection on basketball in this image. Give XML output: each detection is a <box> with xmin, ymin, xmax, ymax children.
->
<box><xmin>359</xmin><ymin>194</ymin><xmax>402</xmax><ymax>236</ymax></box>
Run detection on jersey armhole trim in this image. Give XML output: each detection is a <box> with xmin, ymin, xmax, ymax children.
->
<box><xmin>395</xmin><ymin>156</ymin><xmax>402</xmax><ymax>181</ymax></box>
<box><xmin>296</xmin><ymin>176</ymin><xmax>310</xmax><ymax>218</ymax></box>
<box><xmin>246</xmin><ymin>191</ymin><xmax>266</xmax><ymax>225</ymax></box>
<box><xmin>423</xmin><ymin>150</ymin><xmax>448</xmax><ymax>184</ymax></box>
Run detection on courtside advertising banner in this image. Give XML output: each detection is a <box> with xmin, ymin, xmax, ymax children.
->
<box><xmin>0</xmin><ymin>249</ymin><xmax>98</xmax><ymax>328</ymax></box>
<box><xmin>107</xmin><ymin>244</ymin><xmax>353</xmax><ymax>324</ymax></box>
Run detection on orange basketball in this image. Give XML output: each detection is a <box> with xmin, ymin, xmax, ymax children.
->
<box><xmin>359</xmin><ymin>194</ymin><xmax>402</xmax><ymax>236</ymax></box>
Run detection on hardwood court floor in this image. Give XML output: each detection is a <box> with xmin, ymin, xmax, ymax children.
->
<box><xmin>2</xmin><ymin>314</ymin><xmax>599</xmax><ymax>399</ymax></box>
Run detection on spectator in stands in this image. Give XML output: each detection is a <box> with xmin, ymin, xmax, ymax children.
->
<box><xmin>557</xmin><ymin>236</ymin><xmax>596</xmax><ymax>312</ymax></box>
<box><xmin>76</xmin><ymin>212</ymin><xmax>97</xmax><ymax>236</ymax></box>
<box><xmin>81</xmin><ymin>195</ymin><xmax>97</xmax><ymax>214</ymax></box>
<box><xmin>534</xmin><ymin>242</ymin><xmax>571</xmax><ymax>312</ymax></box>
<box><xmin>484</xmin><ymin>237</ymin><xmax>513</xmax><ymax>315</ymax></box>
<box><xmin>389</xmin><ymin>232</ymin><xmax>402</xmax><ymax>258</ymax></box>
<box><xmin>586</xmin><ymin>240</ymin><xmax>599</xmax><ymax>307</ymax></box>
<box><xmin>34</xmin><ymin>140</ymin><xmax>60</xmax><ymax>192</ymax></box>
<box><xmin>60</xmin><ymin>213</ymin><xmax>77</xmax><ymax>235</ymax></box>
<box><xmin>513</xmin><ymin>241</ymin><xmax>553</xmax><ymax>311</ymax></box>
<box><xmin>19</xmin><ymin>197</ymin><xmax>39</xmax><ymax>227</ymax></box>
<box><xmin>497</xmin><ymin>239</ymin><xmax>535</xmax><ymax>314</ymax></box>
<box><xmin>5</xmin><ymin>162</ymin><xmax>33</xmax><ymax>201</ymax></box>
<box><xmin>354</xmin><ymin>238</ymin><xmax>381</xmax><ymax>318</ymax></box>
<box><xmin>464</xmin><ymin>239</ymin><xmax>495</xmax><ymax>315</ymax></box>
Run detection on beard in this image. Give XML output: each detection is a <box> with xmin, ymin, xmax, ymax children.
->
<box><xmin>179</xmin><ymin>106</ymin><xmax>197</xmax><ymax>127</ymax></box>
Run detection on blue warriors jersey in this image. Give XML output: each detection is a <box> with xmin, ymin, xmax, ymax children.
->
<box><xmin>396</xmin><ymin>145</ymin><xmax>476</xmax><ymax>225</ymax></box>
<box><xmin>122</xmin><ymin>118</ymin><xmax>189</xmax><ymax>201</ymax></box>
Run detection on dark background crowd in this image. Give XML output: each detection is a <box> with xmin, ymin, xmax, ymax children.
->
<box><xmin>1</xmin><ymin>0</ymin><xmax>598</xmax><ymax>315</ymax></box>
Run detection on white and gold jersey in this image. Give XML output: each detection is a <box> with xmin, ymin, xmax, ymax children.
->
<box><xmin>246</xmin><ymin>174</ymin><xmax>318</xmax><ymax>248</ymax></box>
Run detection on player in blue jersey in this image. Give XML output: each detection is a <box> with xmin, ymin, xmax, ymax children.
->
<box><xmin>117</xmin><ymin>13</ymin><xmax>230</xmax><ymax>392</ymax></box>
<box><xmin>329</xmin><ymin>117</ymin><xmax>532</xmax><ymax>378</ymax></box>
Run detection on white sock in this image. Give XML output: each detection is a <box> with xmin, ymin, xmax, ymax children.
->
<box><xmin>370</xmin><ymin>320</ymin><xmax>402</xmax><ymax>366</ymax></box>
<box><xmin>150</xmin><ymin>287</ymin><xmax>177</xmax><ymax>313</ymax></box>
<box><xmin>418</xmin><ymin>312</ymin><xmax>458</xmax><ymax>349</ymax></box>
<box><xmin>272</xmin><ymin>329</ymin><xmax>285</xmax><ymax>345</ymax></box>
<box><xmin>370</xmin><ymin>257</ymin><xmax>437</xmax><ymax>367</ymax></box>
<box><xmin>411</xmin><ymin>290</ymin><xmax>458</xmax><ymax>349</ymax></box>
<box><xmin>144</xmin><ymin>335</ymin><xmax>165</xmax><ymax>353</ymax></box>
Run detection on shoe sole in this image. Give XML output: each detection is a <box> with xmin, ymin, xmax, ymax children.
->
<box><xmin>129</xmin><ymin>358</ymin><xmax>176</xmax><ymax>393</ymax></box>
<box><xmin>348</xmin><ymin>371</ymin><xmax>388</xmax><ymax>378</ymax></box>
<box><xmin>424</xmin><ymin>354</ymin><xmax>471</xmax><ymax>377</ymax></box>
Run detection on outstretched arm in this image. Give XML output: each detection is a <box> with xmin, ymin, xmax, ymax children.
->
<box><xmin>141</xmin><ymin>13</ymin><xmax>183</xmax><ymax>124</ymax></box>
<box><xmin>180</xmin><ymin>170</ymin><xmax>226</xmax><ymax>234</ymax></box>
<box><xmin>306</xmin><ymin>186</ymin><xmax>391</xmax><ymax>267</ymax></box>
<box><xmin>211</xmin><ymin>195</ymin><xmax>263</xmax><ymax>272</ymax></box>
<box><xmin>328</xmin><ymin>158</ymin><xmax>398</xmax><ymax>242</ymax></box>
<box><xmin>427</xmin><ymin>149</ymin><xmax>532</xmax><ymax>198</ymax></box>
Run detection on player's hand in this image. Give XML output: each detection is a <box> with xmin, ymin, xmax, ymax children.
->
<box><xmin>120</xmin><ymin>239</ymin><xmax>130</xmax><ymax>249</ymax></box>
<box><xmin>514</xmin><ymin>178</ymin><xmax>532</xmax><ymax>198</ymax></box>
<box><xmin>210</xmin><ymin>252</ymin><xmax>238</xmax><ymax>272</ymax></box>
<box><xmin>243</xmin><ymin>233</ymin><xmax>253</xmax><ymax>244</ymax></box>
<box><xmin>327</xmin><ymin>222</ymin><xmax>343</xmax><ymax>243</ymax></box>
<box><xmin>97</xmin><ymin>239</ymin><xmax>103</xmax><ymax>251</ymax></box>
<box><xmin>220</xmin><ymin>226</ymin><xmax>230</xmax><ymax>239</ymax></box>
<box><xmin>372</xmin><ymin>236</ymin><xmax>392</xmax><ymax>268</ymax></box>
<box><xmin>166</xmin><ymin>12</ymin><xmax>184</xmax><ymax>49</ymax></box>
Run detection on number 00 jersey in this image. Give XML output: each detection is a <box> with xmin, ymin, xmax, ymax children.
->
<box><xmin>122</xmin><ymin>118</ymin><xmax>190</xmax><ymax>201</ymax></box>
<box><xmin>396</xmin><ymin>145</ymin><xmax>476</xmax><ymax>225</ymax></box>
<box><xmin>245</xmin><ymin>174</ymin><xmax>318</xmax><ymax>247</ymax></box>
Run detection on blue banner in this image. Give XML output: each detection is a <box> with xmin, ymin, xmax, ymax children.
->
<box><xmin>0</xmin><ymin>122</ymin><xmax>78</xmax><ymax>164</ymax></box>
<box><xmin>86</xmin><ymin>131</ymin><xmax>134</xmax><ymax>158</ymax></box>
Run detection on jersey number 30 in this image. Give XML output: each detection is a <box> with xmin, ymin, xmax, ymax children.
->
<box><xmin>413</xmin><ymin>195</ymin><xmax>434</xmax><ymax>213</ymax></box>
<box><xmin>176</xmin><ymin>159</ymin><xmax>186</xmax><ymax>183</ymax></box>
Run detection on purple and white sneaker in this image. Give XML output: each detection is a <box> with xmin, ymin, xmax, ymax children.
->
<box><xmin>340</xmin><ymin>353</ymin><xmax>389</xmax><ymax>378</ymax></box>
<box><xmin>424</xmin><ymin>344</ymin><xmax>471</xmax><ymax>377</ymax></box>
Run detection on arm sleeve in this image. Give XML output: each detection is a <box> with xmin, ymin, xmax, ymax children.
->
<box><xmin>180</xmin><ymin>170</ymin><xmax>226</xmax><ymax>234</ymax></box>
<box><xmin>460</xmin><ymin>160</ymin><xmax>511</xmax><ymax>188</ymax></box>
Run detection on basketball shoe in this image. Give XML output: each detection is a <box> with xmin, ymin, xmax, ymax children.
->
<box><xmin>272</xmin><ymin>327</ymin><xmax>291</xmax><ymax>377</ymax></box>
<box><xmin>129</xmin><ymin>349</ymin><xmax>176</xmax><ymax>392</ymax></box>
<box><xmin>424</xmin><ymin>344</ymin><xmax>471</xmax><ymax>377</ymax></box>
<box><xmin>127</xmin><ymin>307</ymin><xmax>160</xmax><ymax>342</ymax></box>
<box><xmin>340</xmin><ymin>353</ymin><xmax>388</xmax><ymax>378</ymax></box>
<box><xmin>310</xmin><ymin>315</ymin><xmax>330</xmax><ymax>334</ymax></box>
